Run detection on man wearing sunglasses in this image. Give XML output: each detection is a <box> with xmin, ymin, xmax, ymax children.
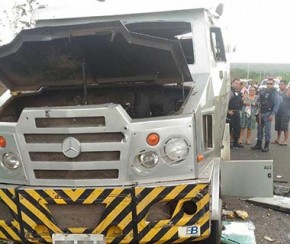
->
<box><xmin>252</xmin><ymin>78</ymin><xmax>281</xmax><ymax>152</ymax></box>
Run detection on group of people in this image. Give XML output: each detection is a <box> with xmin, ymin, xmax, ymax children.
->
<box><xmin>227</xmin><ymin>77</ymin><xmax>290</xmax><ymax>152</ymax></box>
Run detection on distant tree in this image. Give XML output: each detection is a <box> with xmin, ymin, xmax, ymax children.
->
<box><xmin>0</xmin><ymin>0</ymin><xmax>39</xmax><ymax>45</ymax></box>
<box><xmin>231</xmin><ymin>67</ymin><xmax>290</xmax><ymax>84</ymax></box>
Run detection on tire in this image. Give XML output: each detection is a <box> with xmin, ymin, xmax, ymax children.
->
<box><xmin>197</xmin><ymin>219</ymin><xmax>221</xmax><ymax>244</ymax></box>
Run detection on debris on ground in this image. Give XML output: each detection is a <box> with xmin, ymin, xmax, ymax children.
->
<box><xmin>247</xmin><ymin>195</ymin><xmax>290</xmax><ymax>213</ymax></box>
<box><xmin>234</xmin><ymin>210</ymin><xmax>249</xmax><ymax>219</ymax></box>
<box><xmin>273</xmin><ymin>185</ymin><xmax>290</xmax><ymax>196</ymax></box>
<box><xmin>264</xmin><ymin>235</ymin><xmax>275</xmax><ymax>242</ymax></box>
<box><xmin>221</xmin><ymin>221</ymin><xmax>256</xmax><ymax>244</ymax></box>
<box><xmin>273</xmin><ymin>180</ymin><xmax>288</xmax><ymax>183</ymax></box>
<box><xmin>223</xmin><ymin>209</ymin><xmax>249</xmax><ymax>219</ymax></box>
<box><xmin>223</xmin><ymin>210</ymin><xmax>235</xmax><ymax>219</ymax></box>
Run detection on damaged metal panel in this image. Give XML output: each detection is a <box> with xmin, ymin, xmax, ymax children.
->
<box><xmin>0</xmin><ymin>21</ymin><xmax>192</xmax><ymax>92</ymax></box>
<box><xmin>221</xmin><ymin>160</ymin><xmax>273</xmax><ymax>197</ymax></box>
<box><xmin>247</xmin><ymin>196</ymin><xmax>290</xmax><ymax>213</ymax></box>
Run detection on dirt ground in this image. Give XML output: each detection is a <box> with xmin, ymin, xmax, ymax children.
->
<box><xmin>222</xmin><ymin>196</ymin><xmax>290</xmax><ymax>244</ymax></box>
<box><xmin>225</xmin><ymin>119</ymin><xmax>290</xmax><ymax>244</ymax></box>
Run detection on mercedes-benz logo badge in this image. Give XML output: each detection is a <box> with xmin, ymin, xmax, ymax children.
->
<box><xmin>62</xmin><ymin>137</ymin><xmax>81</xmax><ymax>158</ymax></box>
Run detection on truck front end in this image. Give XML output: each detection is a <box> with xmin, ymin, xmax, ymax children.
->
<box><xmin>0</xmin><ymin>3</ymin><xmax>228</xmax><ymax>243</ymax></box>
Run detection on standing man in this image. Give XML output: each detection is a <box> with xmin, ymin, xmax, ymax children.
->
<box><xmin>227</xmin><ymin>78</ymin><xmax>243</xmax><ymax>148</ymax></box>
<box><xmin>271</xmin><ymin>80</ymin><xmax>290</xmax><ymax>145</ymax></box>
<box><xmin>252</xmin><ymin>78</ymin><xmax>281</xmax><ymax>152</ymax></box>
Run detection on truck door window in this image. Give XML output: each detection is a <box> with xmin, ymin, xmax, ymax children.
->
<box><xmin>203</xmin><ymin>114</ymin><xmax>213</xmax><ymax>149</ymax></box>
<box><xmin>126</xmin><ymin>22</ymin><xmax>194</xmax><ymax>64</ymax></box>
<box><xmin>210</xmin><ymin>27</ymin><xmax>226</xmax><ymax>62</ymax></box>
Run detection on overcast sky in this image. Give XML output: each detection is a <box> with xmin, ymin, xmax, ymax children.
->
<box><xmin>0</xmin><ymin>0</ymin><xmax>290</xmax><ymax>63</ymax></box>
<box><xmin>223</xmin><ymin>0</ymin><xmax>290</xmax><ymax>63</ymax></box>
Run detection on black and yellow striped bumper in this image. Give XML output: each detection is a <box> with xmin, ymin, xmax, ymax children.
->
<box><xmin>0</xmin><ymin>183</ymin><xmax>210</xmax><ymax>243</ymax></box>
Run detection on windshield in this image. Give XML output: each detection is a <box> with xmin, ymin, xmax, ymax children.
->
<box><xmin>126</xmin><ymin>21</ymin><xmax>194</xmax><ymax>64</ymax></box>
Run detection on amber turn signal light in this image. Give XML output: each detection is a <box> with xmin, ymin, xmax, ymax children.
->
<box><xmin>146</xmin><ymin>133</ymin><xmax>160</xmax><ymax>146</ymax></box>
<box><xmin>0</xmin><ymin>136</ymin><xmax>6</xmax><ymax>148</ymax></box>
<box><xmin>197</xmin><ymin>154</ymin><xmax>204</xmax><ymax>162</ymax></box>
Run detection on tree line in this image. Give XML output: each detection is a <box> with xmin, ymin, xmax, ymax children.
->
<box><xmin>231</xmin><ymin>67</ymin><xmax>290</xmax><ymax>84</ymax></box>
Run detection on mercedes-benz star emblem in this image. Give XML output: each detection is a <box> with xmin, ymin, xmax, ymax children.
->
<box><xmin>62</xmin><ymin>137</ymin><xmax>81</xmax><ymax>158</ymax></box>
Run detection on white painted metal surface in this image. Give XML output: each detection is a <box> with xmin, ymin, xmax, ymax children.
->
<box><xmin>34</xmin><ymin>0</ymin><xmax>214</xmax><ymax>21</ymax></box>
<box><xmin>221</xmin><ymin>160</ymin><xmax>273</xmax><ymax>197</ymax></box>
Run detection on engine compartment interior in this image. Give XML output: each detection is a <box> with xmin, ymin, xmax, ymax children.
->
<box><xmin>0</xmin><ymin>84</ymin><xmax>191</xmax><ymax>122</ymax></box>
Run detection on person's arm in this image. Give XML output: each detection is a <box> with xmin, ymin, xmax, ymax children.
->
<box><xmin>243</xmin><ymin>94</ymin><xmax>251</xmax><ymax>106</ymax></box>
<box><xmin>269</xmin><ymin>92</ymin><xmax>281</xmax><ymax>121</ymax></box>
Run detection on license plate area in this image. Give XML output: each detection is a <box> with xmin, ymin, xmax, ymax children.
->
<box><xmin>52</xmin><ymin>234</ymin><xmax>105</xmax><ymax>244</ymax></box>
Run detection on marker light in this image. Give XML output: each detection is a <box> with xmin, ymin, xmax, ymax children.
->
<box><xmin>146</xmin><ymin>133</ymin><xmax>160</xmax><ymax>146</ymax></box>
<box><xmin>0</xmin><ymin>136</ymin><xmax>6</xmax><ymax>148</ymax></box>
<box><xmin>197</xmin><ymin>154</ymin><xmax>204</xmax><ymax>162</ymax></box>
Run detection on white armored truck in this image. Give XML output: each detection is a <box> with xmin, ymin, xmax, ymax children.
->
<box><xmin>0</xmin><ymin>1</ymin><xmax>230</xmax><ymax>243</ymax></box>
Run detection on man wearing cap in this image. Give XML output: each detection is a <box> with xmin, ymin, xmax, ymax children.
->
<box><xmin>252</xmin><ymin>78</ymin><xmax>281</xmax><ymax>152</ymax></box>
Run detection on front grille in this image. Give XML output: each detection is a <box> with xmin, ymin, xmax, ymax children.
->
<box><xmin>16</xmin><ymin>105</ymin><xmax>130</xmax><ymax>186</ymax></box>
<box><xmin>34</xmin><ymin>170</ymin><xmax>119</xmax><ymax>179</ymax></box>
<box><xmin>35</xmin><ymin>117</ymin><xmax>105</xmax><ymax>128</ymax></box>
<box><xmin>24</xmin><ymin>133</ymin><xmax>124</xmax><ymax>143</ymax></box>
<box><xmin>29</xmin><ymin>151</ymin><xmax>120</xmax><ymax>162</ymax></box>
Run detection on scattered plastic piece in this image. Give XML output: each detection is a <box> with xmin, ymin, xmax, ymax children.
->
<box><xmin>264</xmin><ymin>235</ymin><xmax>275</xmax><ymax>242</ymax></box>
<box><xmin>221</xmin><ymin>221</ymin><xmax>256</xmax><ymax>244</ymax></box>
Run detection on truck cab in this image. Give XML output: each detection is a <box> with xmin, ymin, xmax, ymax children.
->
<box><xmin>0</xmin><ymin>1</ymin><xmax>229</xmax><ymax>243</ymax></box>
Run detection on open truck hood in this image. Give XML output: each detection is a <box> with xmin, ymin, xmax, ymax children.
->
<box><xmin>0</xmin><ymin>21</ymin><xmax>192</xmax><ymax>92</ymax></box>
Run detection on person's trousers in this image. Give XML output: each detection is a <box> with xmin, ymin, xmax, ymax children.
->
<box><xmin>228</xmin><ymin>111</ymin><xmax>241</xmax><ymax>143</ymax></box>
<box><xmin>257</xmin><ymin>112</ymin><xmax>272</xmax><ymax>142</ymax></box>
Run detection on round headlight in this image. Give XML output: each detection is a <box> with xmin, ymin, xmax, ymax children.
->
<box><xmin>2</xmin><ymin>153</ymin><xmax>20</xmax><ymax>170</ymax></box>
<box><xmin>164</xmin><ymin>138</ymin><xmax>189</xmax><ymax>164</ymax></box>
<box><xmin>139</xmin><ymin>152</ymin><xmax>159</xmax><ymax>168</ymax></box>
<box><xmin>132</xmin><ymin>151</ymin><xmax>159</xmax><ymax>176</ymax></box>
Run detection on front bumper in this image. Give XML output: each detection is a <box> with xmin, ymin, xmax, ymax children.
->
<box><xmin>0</xmin><ymin>183</ymin><xmax>210</xmax><ymax>243</ymax></box>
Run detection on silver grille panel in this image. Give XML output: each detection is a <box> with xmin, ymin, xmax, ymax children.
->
<box><xmin>35</xmin><ymin>116</ymin><xmax>105</xmax><ymax>128</ymax></box>
<box><xmin>29</xmin><ymin>151</ymin><xmax>120</xmax><ymax>162</ymax></box>
<box><xmin>16</xmin><ymin>104</ymin><xmax>131</xmax><ymax>186</ymax></box>
<box><xmin>34</xmin><ymin>169</ymin><xmax>119</xmax><ymax>179</ymax></box>
<box><xmin>24</xmin><ymin>133</ymin><xmax>124</xmax><ymax>143</ymax></box>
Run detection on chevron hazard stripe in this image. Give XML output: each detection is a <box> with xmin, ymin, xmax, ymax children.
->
<box><xmin>0</xmin><ymin>183</ymin><xmax>210</xmax><ymax>243</ymax></box>
<box><xmin>135</xmin><ymin>184</ymin><xmax>210</xmax><ymax>243</ymax></box>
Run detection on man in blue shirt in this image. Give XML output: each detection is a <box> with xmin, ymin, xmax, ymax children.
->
<box><xmin>252</xmin><ymin>78</ymin><xmax>281</xmax><ymax>152</ymax></box>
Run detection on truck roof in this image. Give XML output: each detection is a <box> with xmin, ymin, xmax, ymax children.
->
<box><xmin>33</xmin><ymin>0</ymin><xmax>214</xmax><ymax>24</ymax></box>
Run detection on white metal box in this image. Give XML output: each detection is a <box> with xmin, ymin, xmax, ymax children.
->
<box><xmin>221</xmin><ymin>160</ymin><xmax>273</xmax><ymax>197</ymax></box>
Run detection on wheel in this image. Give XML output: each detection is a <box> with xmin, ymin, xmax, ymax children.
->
<box><xmin>207</xmin><ymin>219</ymin><xmax>221</xmax><ymax>244</ymax></box>
<box><xmin>198</xmin><ymin>199</ymin><xmax>222</xmax><ymax>244</ymax></box>
<box><xmin>197</xmin><ymin>219</ymin><xmax>221</xmax><ymax>244</ymax></box>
